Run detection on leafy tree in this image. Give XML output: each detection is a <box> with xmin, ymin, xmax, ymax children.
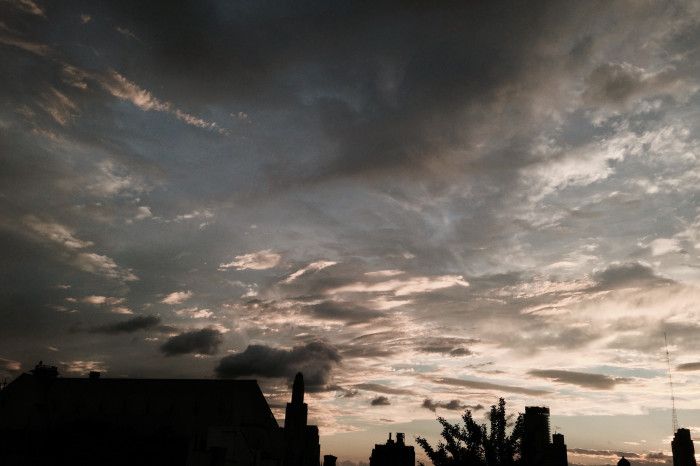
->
<box><xmin>416</xmin><ymin>398</ymin><xmax>523</xmax><ymax>466</ymax></box>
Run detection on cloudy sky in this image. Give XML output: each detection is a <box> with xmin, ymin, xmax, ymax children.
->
<box><xmin>2</xmin><ymin>1</ymin><xmax>700</xmax><ymax>464</ymax></box>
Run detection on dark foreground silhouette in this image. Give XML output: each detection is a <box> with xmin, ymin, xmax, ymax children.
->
<box><xmin>416</xmin><ymin>400</ymin><xmax>567</xmax><ymax>466</ymax></box>
<box><xmin>0</xmin><ymin>363</ymin><xmax>320</xmax><ymax>466</ymax></box>
<box><xmin>1</xmin><ymin>364</ymin><xmax>697</xmax><ymax>466</ymax></box>
<box><xmin>416</xmin><ymin>399</ymin><xmax>697</xmax><ymax>466</ymax></box>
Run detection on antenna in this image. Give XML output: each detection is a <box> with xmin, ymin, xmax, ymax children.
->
<box><xmin>664</xmin><ymin>332</ymin><xmax>679</xmax><ymax>434</ymax></box>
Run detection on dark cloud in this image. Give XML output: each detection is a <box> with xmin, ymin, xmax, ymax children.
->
<box><xmin>592</xmin><ymin>262</ymin><xmax>673</xmax><ymax>291</ymax></box>
<box><xmin>370</xmin><ymin>396</ymin><xmax>391</xmax><ymax>406</ymax></box>
<box><xmin>85</xmin><ymin>1</ymin><xmax>565</xmax><ymax>181</ymax></box>
<box><xmin>583</xmin><ymin>62</ymin><xmax>686</xmax><ymax>107</ymax></box>
<box><xmin>676</xmin><ymin>362</ymin><xmax>700</xmax><ymax>371</ymax></box>
<box><xmin>160</xmin><ymin>328</ymin><xmax>223</xmax><ymax>356</ymax></box>
<box><xmin>421</xmin><ymin>398</ymin><xmax>483</xmax><ymax>413</ymax></box>
<box><xmin>433</xmin><ymin>377</ymin><xmax>550</xmax><ymax>396</ymax></box>
<box><xmin>528</xmin><ymin>369</ymin><xmax>630</xmax><ymax>390</ymax></box>
<box><xmin>355</xmin><ymin>383</ymin><xmax>416</xmax><ymax>396</ymax></box>
<box><xmin>584</xmin><ymin>63</ymin><xmax>648</xmax><ymax>105</ymax></box>
<box><xmin>90</xmin><ymin>315</ymin><xmax>161</xmax><ymax>334</ymax></box>
<box><xmin>215</xmin><ymin>341</ymin><xmax>341</xmax><ymax>390</ymax></box>
<box><xmin>416</xmin><ymin>337</ymin><xmax>477</xmax><ymax>356</ymax></box>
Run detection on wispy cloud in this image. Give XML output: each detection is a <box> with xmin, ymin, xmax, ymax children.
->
<box><xmin>39</xmin><ymin>87</ymin><xmax>78</xmax><ymax>126</ymax></box>
<box><xmin>0</xmin><ymin>35</ymin><xmax>50</xmax><ymax>55</ymax></box>
<box><xmin>283</xmin><ymin>260</ymin><xmax>337</xmax><ymax>283</ymax></box>
<box><xmin>97</xmin><ymin>70</ymin><xmax>225</xmax><ymax>133</ymax></box>
<box><xmin>72</xmin><ymin>252</ymin><xmax>138</xmax><ymax>282</ymax></box>
<box><xmin>219</xmin><ymin>249</ymin><xmax>281</xmax><ymax>271</ymax></box>
<box><xmin>432</xmin><ymin>377</ymin><xmax>551</xmax><ymax>396</ymax></box>
<box><xmin>328</xmin><ymin>275</ymin><xmax>469</xmax><ymax>297</ymax></box>
<box><xmin>24</xmin><ymin>216</ymin><xmax>93</xmax><ymax>249</ymax></box>
<box><xmin>7</xmin><ymin>0</ymin><xmax>45</xmax><ymax>17</ymax></box>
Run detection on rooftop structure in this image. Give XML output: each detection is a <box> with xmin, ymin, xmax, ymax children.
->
<box><xmin>369</xmin><ymin>433</ymin><xmax>415</xmax><ymax>466</ymax></box>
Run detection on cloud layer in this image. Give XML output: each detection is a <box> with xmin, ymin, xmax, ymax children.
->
<box><xmin>2</xmin><ymin>0</ymin><xmax>700</xmax><ymax>461</ymax></box>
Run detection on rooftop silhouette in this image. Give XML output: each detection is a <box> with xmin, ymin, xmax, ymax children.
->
<box><xmin>0</xmin><ymin>362</ymin><xmax>328</xmax><ymax>466</ymax></box>
<box><xmin>370</xmin><ymin>433</ymin><xmax>415</xmax><ymax>466</ymax></box>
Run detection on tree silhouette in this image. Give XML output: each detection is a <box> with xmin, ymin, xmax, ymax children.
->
<box><xmin>416</xmin><ymin>398</ymin><xmax>523</xmax><ymax>466</ymax></box>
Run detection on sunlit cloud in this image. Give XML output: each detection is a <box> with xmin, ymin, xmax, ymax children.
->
<box><xmin>97</xmin><ymin>70</ymin><xmax>225</xmax><ymax>133</ymax></box>
<box><xmin>328</xmin><ymin>275</ymin><xmax>469</xmax><ymax>297</ymax></box>
<box><xmin>72</xmin><ymin>252</ymin><xmax>138</xmax><ymax>282</ymax></box>
<box><xmin>219</xmin><ymin>249</ymin><xmax>281</xmax><ymax>271</ymax></box>
<box><xmin>24</xmin><ymin>216</ymin><xmax>94</xmax><ymax>249</ymax></box>
<box><xmin>283</xmin><ymin>260</ymin><xmax>337</xmax><ymax>283</ymax></box>
<box><xmin>60</xmin><ymin>360</ymin><xmax>107</xmax><ymax>375</ymax></box>
<box><xmin>161</xmin><ymin>290</ymin><xmax>193</xmax><ymax>305</ymax></box>
<box><xmin>82</xmin><ymin>295</ymin><xmax>124</xmax><ymax>305</ymax></box>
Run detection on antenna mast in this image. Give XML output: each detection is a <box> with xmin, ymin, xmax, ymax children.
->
<box><xmin>664</xmin><ymin>332</ymin><xmax>679</xmax><ymax>434</ymax></box>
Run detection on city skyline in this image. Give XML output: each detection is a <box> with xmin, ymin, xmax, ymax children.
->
<box><xmin>2</xmin><ymin>1</ymin><xmax>700</xmax><ymax>464</ymax></box>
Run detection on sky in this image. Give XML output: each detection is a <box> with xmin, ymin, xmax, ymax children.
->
<box><xmin>1</xmin><ymin>1</ymin><xmax>700</xmax><ymax>464</ymax></box>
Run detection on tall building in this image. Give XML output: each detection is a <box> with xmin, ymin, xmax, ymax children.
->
<box><xmin>0</xmin><ymin>363</ymin><xmax>284</xmax><ymax>466</ymax></box>
<box><xmin>369</xmin><ymin>433</ymin><xmax>415</xmax><ymax>466</ymax></box>
<box><xmin>549</xmin><ymin>433</ymin><xmax>569</xmax><ymax>466</ymax></box>
<box><xmin>522</xmin><ymin>407</ymin><xmax>551</xmax><ymax>466</ymax></box>
<box><xmin>672</xmin><ymin>428</ymin><xmax>697</xmax><ymax>466</ymax></box>
<box><xmin>521</xmin><ymin>406</ymin><xmax>568</xmax><ymax>466</ymax></box>
<box><xmin>284</xmin><ymin>372</ymin><xmax>320</xmax><ymax>466</ymax></box>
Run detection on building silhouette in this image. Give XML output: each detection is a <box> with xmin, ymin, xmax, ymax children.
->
<box><xmin>284</xmin><ymin>372</ymin><xmax>320</xmax><ymax>466</ymax></box>
<box><xmin>522</xmin><ymin>407</ymin><xmax>551</xmax><ymax>466</ymax></box>
<box><xmin>323</xmin><ymin>454</ymin><xmax>338</xmax><ymax>466</ymax></box>
<box><xmin>521</xmin><ymin>406</ymin><xmax>568</xmax><ymax>466</ymax></box>
<box><xmin>617</xmin><ymin>457</ymin><xmax>631</xmax><ymax>466</ymax></box>
<box><xmin>549</xmin><ymin>432</ymin><xmax>568</xmax><ymax>466</ymax></box>
<box><xmin>0</xmin><ymin>362</ymin><xmax>331</xmax><ymax>466</ymax></box>
<box><xmin>672</xmin><ymin>428</ymin><xmax>697</xmax><ymax>466</ymax></box>
<box><xmin>369</xmin><ymin>433</ymin><xmax>415</xmax><ymax>466</ymax></box>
